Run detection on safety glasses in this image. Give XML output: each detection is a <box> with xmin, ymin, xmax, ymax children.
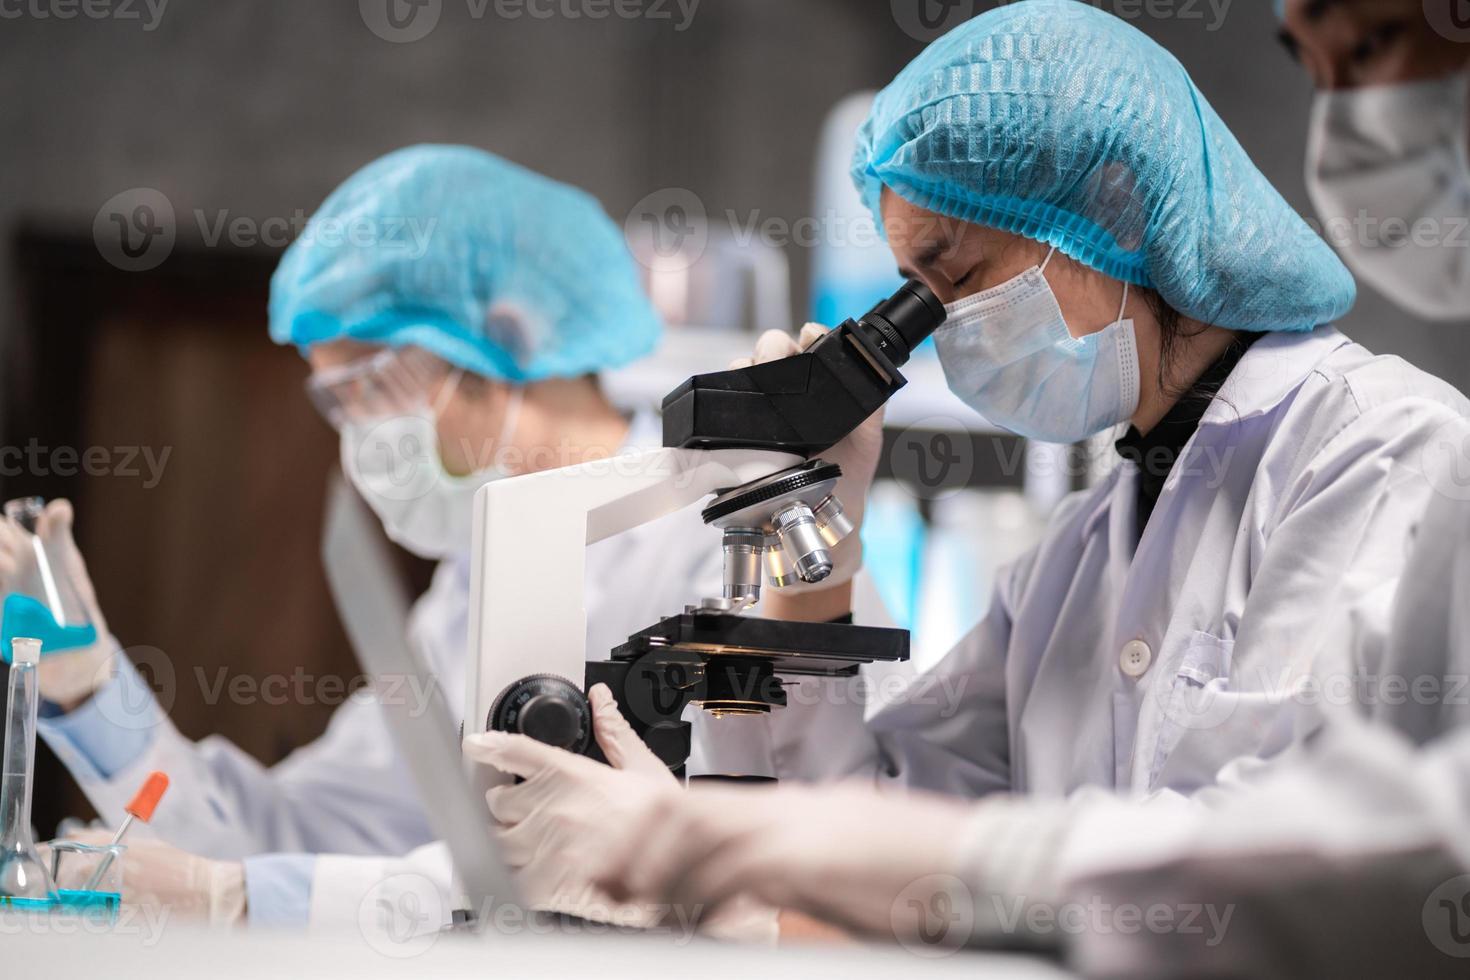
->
<box><xmin>305</xmin><ymin>347</ymin><xmax>461</xmax><ymax>430</ymax></box>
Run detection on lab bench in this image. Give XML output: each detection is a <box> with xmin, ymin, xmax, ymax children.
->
<box><xmin>8</xmin><ymin>922</ymin><xmax>1077</xmax><ymax>980</ymax></box>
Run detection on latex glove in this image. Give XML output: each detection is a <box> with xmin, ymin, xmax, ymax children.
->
<box><xmin>463</xmin><ymin>685</ymin><xmax>778</xmax><ymax>942</ymax></box>
<box><xmin>462</xmin><ymin>684</ymin><xmax>679</xmax><ymax>925</ymax></box>
<box><xmin>592</xmin><ymin>781</ymin><xmax>972</xmax><ymax>943</ymax></box>
<box><xmin>732</xmin><ymin>324</ymin><xmax>884</xmax><ymax>591</ymax></box>
<box><xmin>0</xmin><ymin>500</ymin><xmax>115</xmax><ymax>709</ymax></box>
<box><xmin>66</xmin><ymin>830</ymin><xmax>246</xmax><ymax>927</ymax></box>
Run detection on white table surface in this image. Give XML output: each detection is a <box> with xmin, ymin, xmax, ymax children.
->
<box><xmin>5</xmin><ymin>919</ymin><xmax>1076</xmax><ymax>980</ymax></box>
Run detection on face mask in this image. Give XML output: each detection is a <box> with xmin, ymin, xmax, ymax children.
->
<box><xmin>1305</xmin><ymin>71</ymin><xmax>1470</xmax><ymax>322</ymax></box>
<box><xmin>341</xmin><ymin>384</ymin><xmax>524</xmax><ymax>560</ymax></box>
<box><xmin>934</xmin><ymin>248</ymin><xmax>1140</xmax><ymax>444</ymax></box>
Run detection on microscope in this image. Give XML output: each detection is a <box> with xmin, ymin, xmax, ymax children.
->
<box><xmin>464</xmin><ymin>281</ymin><xmax>946</xmax><ymax>782</ymax></box>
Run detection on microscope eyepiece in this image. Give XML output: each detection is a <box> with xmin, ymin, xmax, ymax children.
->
<box><xmin>662</xmin><ymin>279</ymin><xmax>946</xmax><ymax>455</ymax></box>
<box><xmin>853</xmin><ymin>280</ymin><xmax>946</xmax><ymax>367</ymax></box>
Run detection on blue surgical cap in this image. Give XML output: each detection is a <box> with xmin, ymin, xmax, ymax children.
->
<box><xmin>269</xmin><ymin>145</ymin><xmax>660</xmax><ymax>381</ymax></box>
<box><xmin>852</xmin><ymin>1</ymin><xmax>1354</xmax><ymax>332</ymax></box>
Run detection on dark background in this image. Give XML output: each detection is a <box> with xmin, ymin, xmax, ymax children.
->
<box><xmin>2</xmin><ymin>0</ymin><xmax>1466</xmax><ymax>835</ymax></box>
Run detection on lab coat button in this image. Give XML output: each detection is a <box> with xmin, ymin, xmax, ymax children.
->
<box><xmin>1120</xmin><ymin>640</ymin><xmax>1152</xmax><ymax>678</ymax></box>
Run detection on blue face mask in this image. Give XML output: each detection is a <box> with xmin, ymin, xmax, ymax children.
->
<box><xmin>934</xmin><ymin>248</ymin><xmax>1140</xmax><ymax>444</ymax></box>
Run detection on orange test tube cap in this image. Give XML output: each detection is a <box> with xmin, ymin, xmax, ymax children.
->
<box><xmin>126</xmin><ymin>771</ymin><xmax>170</xmax><ymax>822</ymax></box>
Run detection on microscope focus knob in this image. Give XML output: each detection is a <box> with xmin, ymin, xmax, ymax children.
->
<box><xmin>488</xmin><ymin>674</ymin><xmax>592</xmax><ymax>753</ymax></box>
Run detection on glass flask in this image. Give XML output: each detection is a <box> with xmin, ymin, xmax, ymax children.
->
<box><xmin>2</xmin><ymin>497</ymin><xmax>97</xmax><ymax>652</ymax></box>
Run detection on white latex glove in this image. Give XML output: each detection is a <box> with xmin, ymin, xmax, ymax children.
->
<box><xmin>0</xmin><ymin>500</ymin><xmax>114</xmax><ymax>709</ymax></box>
<box><xmin>733</xmin><ymin>324</ymin><xmax>884</xmax><ymax>591</ymax></box>
<box><xmin>67</xmin><ymin>830</ymin><xmax>246</xmax><ymax>927</ymax></box>
<box><xmin>463</xmin><ymin>685</ymin><xmax>778</xmax><ymax>943</ymax></box>
<box><xmin>591</xmin><ymin>781</ymin><xmax>972</xmax><ymax>944</ymax></box>
<box><xmin>462</xmin><ymin>683</ymin><xmax>681</xmax><ymax>927</ymax></box>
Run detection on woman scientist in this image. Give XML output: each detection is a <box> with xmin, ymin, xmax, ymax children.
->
<box><xmin>465</xmin><ymin>0</ymin><xmax>1470</xmax><ymax>946</ymax></box>
<box><xmin>2</xmin><ymin>146</ymin><xmax>725</xmax><ymax>929</ymax></box>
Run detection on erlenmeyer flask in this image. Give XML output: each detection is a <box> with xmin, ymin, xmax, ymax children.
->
<box><xmin>0</xmin><ymin>638</ymin><xmax>58</xmax><ymax>908</ymax></box>
<box><xmin>2</xmin><ymin>497</ymin><xmax>97</xmax><ymax>653</ymax></box>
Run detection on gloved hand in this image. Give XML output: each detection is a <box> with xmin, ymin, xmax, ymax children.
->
<box><xmin>591</xmin><ymin>781</ymin><xmax>972</xmax><ymax>943</ymax></box>
<box><xmin>463</xmin><ymin>684</ymin><xmax>778</xmax><ymax>943</ymax></box>
<box><xmin>732</xmin><ymin>324</ymin><xmax>884</xmax><ymax>593</ymax></box>
<box><xmin>66</xmin><ymin>830</ymin><xmax>246</xmax><ymax>927</ymax></box>
<box><xmin>0</xmin><ymin>500</ymin><xmax>115</xmax><ymax>709</ymax></box>
<box><xmin>462</xmin><ymin>684</ymin><xmax>680</xmax><ymax>926</ymax></box>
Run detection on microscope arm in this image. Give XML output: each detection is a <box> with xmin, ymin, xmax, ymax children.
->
<box><xmin>464</xmin><ymin>445</ymin><xmax>801</xmax><ymax>755</ymax></box>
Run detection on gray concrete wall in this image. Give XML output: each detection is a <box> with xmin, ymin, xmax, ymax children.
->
<box><xmin>2</xmin><ymin>0</ymin><xmax>1465</xmax><ymax>390</ymax></box>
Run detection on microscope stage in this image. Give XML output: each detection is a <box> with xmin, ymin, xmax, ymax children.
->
<box><xmin>610</xmin><ymin>611</ymin><xmax>909</xmax><ymax>677</ymax></box>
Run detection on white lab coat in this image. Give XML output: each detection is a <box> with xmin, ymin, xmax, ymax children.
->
<box><xmin>43</xmin><ymin>411</ymin><xmax>726</xmax><ymax>929</ymax></box>
<box><xmin>1065</xmin><ymin>723</ymin><xmax>1470</xmax><ymax>978</ymax></box>
<box><xmin>763</xmin><ymin>326</ymin><xmax>1470</xmax><ymax>800</ymax></box>
<box><xmin>1035</xmin><ymin>487</ymin><xmax>1470</xmax><ymax>977</ymax></box>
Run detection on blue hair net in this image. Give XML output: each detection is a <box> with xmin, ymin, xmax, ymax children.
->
<box><xmin>852</xmin><ymin>1</ymin><xmax>1354</xmax><ymax>332</ymax></box>
<box><xmin>270</xmin><ymin>145</ymin><xmax>660</xmax><ymax>381</ymax></box>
